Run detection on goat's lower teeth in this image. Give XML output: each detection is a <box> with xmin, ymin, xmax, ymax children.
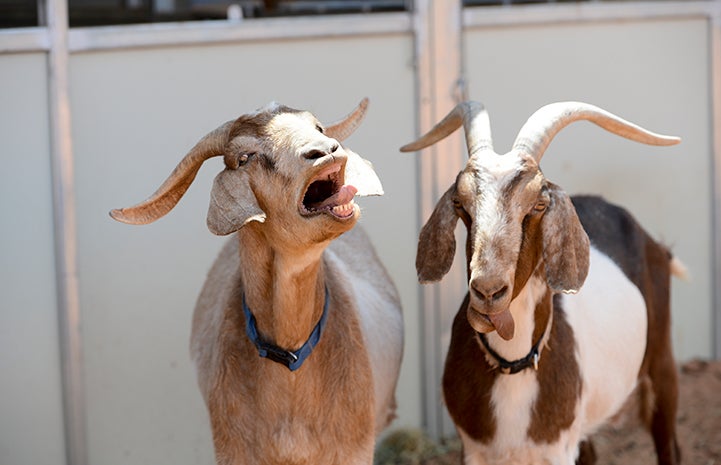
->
<box><xmin>333</xmin><ymin>203</ymin><xmax>352</xmax><ymax>214</ymax></box>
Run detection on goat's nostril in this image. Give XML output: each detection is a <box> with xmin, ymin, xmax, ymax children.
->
<box><xmin>491</xmin><ymin>286</ymin><xmax>508</xmax><ymax>302</ymax></box>
<box><xmin>304</xmin><ymin>149</ymin><xmax>325</xmax><ymax>160</ymax></box>
<box><xmin>330</xmin><ymin>143</ymin><xmax>339</xmax><ymax>153</ymax></box>
<box><xmin>471</xmin><ymin>280</ymin><xmax>509</xmax><ymax>304</ymax></box>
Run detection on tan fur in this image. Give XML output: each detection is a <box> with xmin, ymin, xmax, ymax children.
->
<box><xmin>192</xmin><ymin>230</ymin><xmax>385</xmax><ymax>464</ymax></box>
<box><xmin>113</xmin><ymin>101</ymin><xmax>403</xmax><ymax>465</ymax></box>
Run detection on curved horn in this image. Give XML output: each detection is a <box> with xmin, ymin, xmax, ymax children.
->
<box><xmin>324</xmin><ymin>97</ymin><xmax>369</xmax><ymax>141</ymax></box>
<box><xmin>109</xmin><ymin>121</ymin><xmax>233</xmax><ymax>225</ymax></box>
<box><xmin>400</xmin><ymin>101</ymin><xmax>493</xmax><ymax>156</ymax></box>
<box><xmin>512</xmin><ymin>102</ymin><xmax>681</xmax><ymax>162</ymax></box>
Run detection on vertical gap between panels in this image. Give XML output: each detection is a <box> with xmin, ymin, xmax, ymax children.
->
<box><xmin>711</xmin><ymin>9</ymin><xmax>721</xmax><ymax>359</ymax></box>
<box><xmin>413</xmin><ymin>0</ymin><xmax>464</xmax><ymax>440</ymax></box>
<box><xmin>46</xmin><ymin>0</ymin><xmax>87</xmax><ymax>462</ymax></box>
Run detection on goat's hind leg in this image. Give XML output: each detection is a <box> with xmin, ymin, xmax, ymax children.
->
<box><xmin>649</xmin><ymin>362</ymin><xmax>681</xmax><ymax>465</ymax></box>
<box><xmin>636</xmin><ymin>320</ymin><xmax>680</xmax><ymax>465</ymax></box>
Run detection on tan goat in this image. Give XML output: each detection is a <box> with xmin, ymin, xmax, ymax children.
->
<box><xmin>111</xmin><ymin>99</ymin><xmax>403</xmax><ymax>465</ymax></box>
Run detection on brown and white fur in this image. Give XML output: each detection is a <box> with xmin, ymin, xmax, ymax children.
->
<box><xmin>401</xmin><ymin>101</ymin><xmax>682</xmax><ymax>465</ymax></box>
<box><xmin>111</xmin><ymin>99</ymin><xmax>403</xmax><ymax>465</ymax></box>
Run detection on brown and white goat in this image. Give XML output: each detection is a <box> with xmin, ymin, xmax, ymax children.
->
<box><xmin>111</xmin><ymin>99</ymin><xmax>404</xmax><ymax>465</ymax></box>
<box><xmin>401</xmin><ymin>101</ymin><xmax>682</xmax><ymax>465</ymax></box>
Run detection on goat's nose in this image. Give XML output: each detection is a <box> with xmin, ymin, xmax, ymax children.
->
<box><xmin>470</xmin><ymin>278</ymin><xmax>509</xmax><ymax>304</ymax></box>
<box><xmin>303</xmin><ymin>142</ymin><xmax>340</xmax><ymax>160</ymax></box>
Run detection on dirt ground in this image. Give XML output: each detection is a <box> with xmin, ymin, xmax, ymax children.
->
<box><xmin>376</xmin><ymin>359</ymin><xmax>721</xmax><ymax>465</ymax></box>
<box><xmin>592</xmin><ymin>359</ymin><xmax>721</xmax><ymax>465</ymax></box>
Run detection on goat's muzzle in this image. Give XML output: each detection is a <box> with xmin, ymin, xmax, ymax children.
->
<box><xmin>468</xmin><ymin>275</ymin><xmax>515</xmax><ymax>340</ymax></box>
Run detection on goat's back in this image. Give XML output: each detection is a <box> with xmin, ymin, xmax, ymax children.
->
<box><xmin>571</xmin><ymin>195</ymin><xmax>673</xmax><ymax>290</ymax></box>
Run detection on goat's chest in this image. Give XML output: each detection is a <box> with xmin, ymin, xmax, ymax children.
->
<box><xmin>206</xmin><ymin>301</ymin><xmax>376</xmax><ymax>465</ymax></box>
<box><xmin>447</xmin><ymin>247</ymin><xmax>648</xmax><ymax>465</ymax></box>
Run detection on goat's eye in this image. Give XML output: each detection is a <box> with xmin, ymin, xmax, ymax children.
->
<box><xmin>532</xmin><ymin>188</ymin><xmax>551</xmax><ymax>213</ymax></box>
<box><xmin>238</xmin><ymin>153</ymin><xmax>255</xmax><ymax>167</ymax></box>
<box><xmin>315</xmin><ymin>124</ymin><xmax>324</xmax><ymax>134</ymax></box>
<box><xmin>533</xmin><ymin>197</ymin><xmax>549</xmax><ymax>213</ymax></box>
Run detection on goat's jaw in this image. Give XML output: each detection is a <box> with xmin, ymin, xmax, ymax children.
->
<box><xmin>299</xmin><ymin>162</ymin><xmax>358</xmax><ymax>220</ymax></box>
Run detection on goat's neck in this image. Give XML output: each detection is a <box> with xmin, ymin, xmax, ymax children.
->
<box><xmin>236</xmin><ymin>226</ymin><xmax>328</xmax><ymax>350</ymax></box>
<box><xmin>484</xmin><ymin>274</ymin><xmax>552</xmax><ymax>362</ymax></box>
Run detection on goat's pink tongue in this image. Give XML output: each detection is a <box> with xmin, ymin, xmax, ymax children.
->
<box><xmin>488</xmin><ymin>310</ymin><xmax>515</xmax><ymax>341</ymax></box>
<box><xmin>316</xmin><ymin>185</ymin><xmax>357</xmax><ymax>209</ymax></box>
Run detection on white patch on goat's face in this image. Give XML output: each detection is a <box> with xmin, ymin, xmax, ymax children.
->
<box><xmin>461</xmin><ymin>154</ymin><xmax>526</xmax><ymax>235</ymax></box>
<box><xmin>266</xmin><ymin>111</ymin><xmax>328</xmax><ymax>175</ymax></box>
<box><xmin>561</xmin><ymin>246</ymin><xmax>647</xmax><ymax>432</ymax></box>
<box><xmin>458</xmin><ymin>158</ymin><xmax>520</xmax><ymax>282</ymax></box>
<box><xmin>459</xmin><ymin>152</ymin><xmax>547</xmax><ymax>336</ymax></box>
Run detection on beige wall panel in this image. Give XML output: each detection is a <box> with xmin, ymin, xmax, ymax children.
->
<box><xmin>0</xmin><ymin>53</ymin><xmax>67</xmax><ymax>465</ymax></box>
<box><xmin>70</xmin><ymin>34</ymin><xmax>419</xmax><ymax>464</ymax></box>
<box><xmin>464</xmin><ymin>18</ymin><xmax>711</xmax><ymax>360</ymax></box>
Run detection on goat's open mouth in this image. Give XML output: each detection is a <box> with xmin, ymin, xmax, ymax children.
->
<box><xmin>300</xmin><ymin>163</ymin><xmax>357</xmax><ymax>219</ymax></box>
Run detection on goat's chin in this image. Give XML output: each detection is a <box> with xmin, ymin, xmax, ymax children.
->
<box><xmin>309</xmin><ymin>206</ymin><xmax>360</xmax><ymax>240</ymax></box>
<box><xmin>466</xmin><ymin>307</ymin><xmax>496</xmax><ymax>334</ymax></box>
<box><xmin>321</xmin><ymin>202</ymin><xmax>360</xmax><ymax>226</ymax></box>
<box><xmin>466</xmin><ymin>306</ymin><xmax>515</xmax><ymax>341</ymax></box>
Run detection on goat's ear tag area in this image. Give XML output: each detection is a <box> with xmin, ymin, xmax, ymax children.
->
<box><xmin>344</xmin><ymin>149</ymin><xmax>383</xmax><ymax>196</ymax></box>
<box><xmin>206</xmin><ymin>169</ymin><xmax>266</xmax><ymax>236</ymax></box>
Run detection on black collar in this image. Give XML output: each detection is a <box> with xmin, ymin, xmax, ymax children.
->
<box><xmin>243</xmin><ymin>288</ymin><xmax>329</xmax><ymax>372</ymax></box>
<box><xmin>477</xmin><ymin>332</ymin><xmax>544</xmax><ymax>375</ymax></box>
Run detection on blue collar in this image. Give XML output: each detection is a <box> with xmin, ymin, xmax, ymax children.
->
<box><xmin>243</xmin><ymin>288</ymin><xmax>330</xmax><ymax>372</ymax></box>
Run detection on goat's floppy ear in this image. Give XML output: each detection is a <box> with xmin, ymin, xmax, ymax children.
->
<box><xmin>344</xmin><ymin>148</ymin><xmax>384</xmax><ymax>197</ymax></box>
<box><xmin>541</xmin><ymin>183</ymin><xmax>590</xmax><ymax>293</ymax></box>
<box><xmin>416</xmin><ymin>185</ymin><xmax>459</xmax><ymax>283</ymax></box>
<box><xmin>206</xmin><ymin>169</ymin><xmax>266</xmax><ymax>236</ymax></box>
